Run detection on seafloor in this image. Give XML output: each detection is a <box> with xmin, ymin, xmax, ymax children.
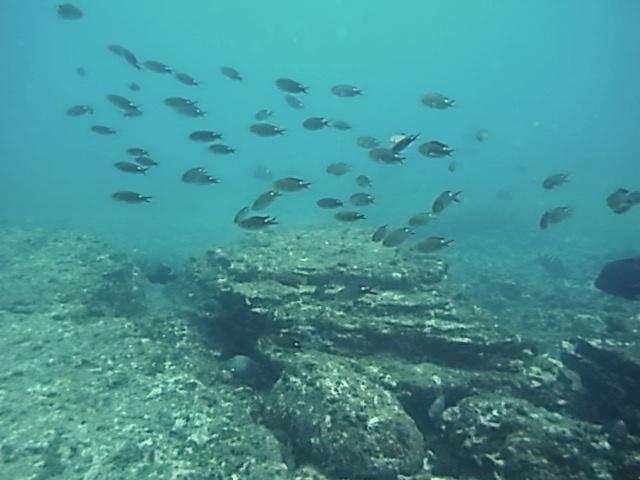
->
<box><xmin>1</xmin><ymin>224</ymin><xmax>639</xmax><ymax>480</ymax></box>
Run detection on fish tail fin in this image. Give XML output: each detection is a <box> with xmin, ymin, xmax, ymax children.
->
<box><xmin>453</xmin><ymin>191</ymin><xmax>462</xmax><ymax>202</ymax></box>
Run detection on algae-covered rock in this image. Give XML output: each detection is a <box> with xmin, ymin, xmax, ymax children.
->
<box><xmin>263</xmin><ymin>351</ymin><xmax>425</xmax><ymax>479</ymax></box>
<box><xmin>441</xmin><ymin>394</ymin><xmax>615</xmax><ymax>480</ymax></box>
<box><xmin>0</xmin><ymin>226</ymin><xmax>145</xmax><ymax>317</ymax></box>
<box><xmin>188</xmin><ymin>227</ymin><xmax>534</xmax><ymax>370</ymax></box>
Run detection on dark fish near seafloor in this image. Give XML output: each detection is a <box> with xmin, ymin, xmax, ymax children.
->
<box><xmin>606</xmin><ymin>188</ymin><xmax>640</xmax><ymax>214</ymax></box>
<box><xmin>356</xmin><ymin>175</ymin><xmax>372</xmax><ymax>188</ymax></box>
<box><xmin>107</xmin><ymin>45</ymin><xmax>141</xmax><ymax>70</ymax></box>
<box><xmin>284</xmin><ymin>94</ymin><xmax>304</xmax><ymax>110</ymax></box>
<box><xmin>255</xmin><ymin>109</ymin><xmax>273</xmax><ymax>121</ymax></box>
<box><xmin>189</xmin><ymin>130</ymin><xmax>222</xmax><ymax>142</ymax></box>
<box><xmin>91</xmin><ymin>125</ymin><xmax>117</xmax><ymax>135</ymax></box>
<box><xmin>539</xmin><ymin>206</ymin><xmax>573</xmax><ymax>229</ymax></box>
<box><xmin>111</xmin><ymin>191</ymin><xmax>151</xmax><ymax>203</ymax></box>
<box><xmin>432</xmin><ymin>191</ymin><xmax>461</xmax><ymax>214</ymax></box>
<box><xmin>273</xmin><ymin>177</ymin><xmax>311</xmax><ymax>192</ymax></box>
<box><xmin>349</xmin><ymin>193</ymin><xmax>375</xmax><ymax>206</ymax></box>
<box><xmin>250</xmin><ymin>123</ymin><xmax>286</xmax><ymax>137</ymax></box>
<box><xmin>114</xmin><ymin>161</ymin><xmax>147</xmax><ymax>175</ymax></box>
<box><xmin>174</xmin><ymin>72</ymin><xmax>200</xmax><ymax>86</ymax></box>
<box><xmin>143</xmin><ymin>60</ymin><xmax>173</xmax><ymax>74</ymax></box>
<box><xmin>57</xmin><ymin>3</ymin><xmax>82</xmax><ymax>19</ymax></box>
<box><xmin>419</xmin><ymin>141</ymin><xmax>454</xmax><ymax>158</ymax></box>
<box><xmin>317</xmin><ymin>198</ymin><xmax>343</xmax><ymax>209</ymax></box>
<box><xmin>372</xmin><ymin>225</ymin><xmax>389</xmax><ymax>242</ymax></box>
<box><xmin>326</xmin><ymin>162</ymin><xmax>351</xmax><ymax>176</ymax></box>
<box><xmin>237</xmin><ymin>216</ymin><xmax>278</xmax><ymax>230</ymax></box>
<box><xmin>382</xmin><ymin>227</ymin><xmax>414</xmax><ymax>247</ymax></box>
<box><xmin>181</xmin><ymin>167</ymin><xmax>219</xmax><ymax>185</ymax></box>
<box><xmin>543</xmin><ymin>174</ymin><xmax>569</xmax><ymax>190</ymax></box>
<box><xmin>595</xmin><ymin>258</ymin><xmax>640</xmax><ymax>300</ymax></box>
<box><xmin>252</xmin><ymin>190</ymin><xmax>282</xmax><ymax>210</ymax></box>
<box><xmin>66</xmin><ymin>105</ymin><xmax>93</xmax><ymax>116</ymax></box>
<box><xmin>421</xmin><ymin>92</ymin><xmax>455</xmax><ymax>109</ymax></box>
<box><xmin>208</xmin><ymin>144</ymin><xmax>235</xmax><ymax>155</ymax></box>
<box><xmin>303</xmin><ymin>117</ymin><xmax>331</xmax><ymax>130</ymax></box>
<box><xmin>415</xmin><ymin>237</ymin><xmax>454</xmax><ymax>253</ymax></box>
<box><xmin>220</xmin><ymin>66</ymin><xmax>243</xmax><ymax>81</ymax></box>
<box><xmin>335</xmin><ymin>211</ymin><xmax>365</xmax><ymax>222</ymax></box>
<box><xmin>276</xmin><ymin>78</ymin><xmax>309</xmax><ymax>94</ymax></box>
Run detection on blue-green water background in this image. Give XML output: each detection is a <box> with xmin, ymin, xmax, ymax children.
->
<box><xmin>1</xmin><ymin>1</ymin><xmax>638</xmax><ymax>266</ymax></box>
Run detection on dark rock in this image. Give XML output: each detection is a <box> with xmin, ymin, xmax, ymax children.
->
<box><xmin>263</xmin><ymin>352</ymin><xmax>425</xmax><ymax>479</ymax></box>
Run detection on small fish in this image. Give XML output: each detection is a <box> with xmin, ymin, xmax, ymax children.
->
<box><xmin>333</xmin><ymin>283</ymin><xmax>377</xmax><ymax>301</ymax></box>
<box><xmin>475</xmin><ymin>129</ymin><xmax>489</xmax><ymax>142</ymax></box>
<box><xmin>448</xmin><ymin>161</ymin><xmax>457</xmax><ymax>173</ymax></box>
<box><xmin>349</xmin><ymin>193</ymin><xmax>375</xmax><ymax>206</ymax></box>
<box><xmin>90</xmin><ymin>125</ymin><xmax>117</xmax><ymax>135</ymax></box>
<box><xmin>391</xmin><ymin>133</ymin><xmax>419</xmax><ymax>153</ymax></box>
<box><xmin>128</xmin><ymin>82</ymin><xmax>141</xmax><ymax>92</ymax></box>
<box><xmin>237</xmin><ymin>216</ymin><xmax>278</xmax><ymax>230</ymax></box>
<box><xmin>542</xmin><ymin>174</ymin><xmax>569</xmax><ymax>189</ymax></box>
<box><xmin>122</xmin><ymin>106</ymin><xmax>143</xmax><ymax>117</ymax></box>
<box><xmin>173</xmin><ymin>104</ymin><xmax>206</xmax><ymax>117</ymax></box>
<box><xmin>372</xmin><ymin>225</ymin><xmax>389</xmax><ymax>242</ymax></box>
<box><xmin>606</xmin><ymin>188</ymin><xmax>639</xmax><ymax>214</ymax></box>
<box><xmin>335</xmin><ymin>211</ymin><xmax>366</xmax><ymax>222</ymax></box>
<box><xmin>356</xmin><ymin>175</ymin><xmax>372</xmax><ymax>188</ymax></box>
<box><xmin>255</xmin><ymin>109</ymin><xmax>273</xmax><ymax>121</ymax></box>
<box><xmin>143</xmin><ymin>60</ymin><xmax>173</xmax><ymax>74</ymax></box>
<box><xmin>303</xmin><ymin>117</ymin><xmax>330</xmax><ymax>130</ymax></box>
<box><xmin>317</xmin><ymin>198</ymin><xmax>343</xmax><ymax>209</ymax></box>
<box><xmin>250</xmin><ymin>123</ymin><xmax>286</xmax><ymax>137</ymax></box>
<box><xmin>432</xmin><ymin>190</ymin><xmax>462</xmax><ymax>214</ymax></box>
<box><xmin>539</xmin><ymin>206</ymin><xmax>573</xmax><ymax>229</ymax></box>
<box><xmin>276</xmin><ymin>78</ymin><xmax>308</xmax><ymax>94</ymax></box>
<box><xmin>252</xmin><ymin>190</ymin><xmax>282</xmax><ymax>210</ymax></box>
<box><xmin>57</xmin><ymin>3</ymin><xmax>82</xmax><ymax>19</ymax></box>
<box><xmin>234</xmin><ymin>206</ymin><xmax>250</xmax><ymax>224</ymax></box>
<box><xmin>208</xmin><ymin>144</ymin><xmax>235</xmax><ymax>155</ymax></box>
<box><xmin>127</xmin><ymin>147</ymin><xmax>148</xmax><ymax>156</ymax></box>
<box><xmin>415</xmin><ymin>237</ymin><xmax>454</xmax><ymax>253</ymax></box>
<box><xmin>369</xmin><ymin>148</ymin><xmax>404</xmax><ymax>165</ymax></box>
<box><xmin>595</xmin><ymin>257</ymin><xmax>640</xmax><ymax>300</ymax></box>
<box><xmin>181</xmin><ymin>167</ymin><xmax>219</xmax><ymax>185</ymax></box>
<box><xmin>66</xmin><ymin>105</ymin><xmax>93</xmax><ymax>116</ymax></box>
<box><xmin>164</xmin><ymin>97</ymin><xmax>197</xmax><ymax>108</ymax></box>
<box><xmin>273</xmin><ymin>177</ymin><xmax>311</xmax><ymax>192</ymax></box>
<box><xmin>330</xmin><ymin>84</ymin><xmax>363</xmax><ymax>97</ymax></box>
<box><xmin>408</xmin><ymin>212</ymin><xmax>435</xmax><ymax>227</ymax></box>
<box><xmin>253</xmin><ymin>165</ymin><xmax>273</xmax><ymax>182</ymax></box>
<box><xmin>382</xmin><ymin>227</ymin><xmax>414</xmax><ymax>247</ymax></box>
<box><xmin>331</xmin><ymin>119</ymin><xmax>352</xmax><ymax>131</ymax></box>
<box><xmin>174</xmin><ymin>72</ymin><xmax>200</xmax><ymax>86</ymax></box>
<box><xmin>419</xmin><ymin>141</ymin><xmax>454</xmax><ymax>158</ymax></box>
<box><xmin>107</xmin><ymin>45</ymin><xmax>141</xmax><ymax>70</ymax></box>
<box><xmin>326</xmin><ymin>162</ymin><xmax>351</xmax><ymax>176</ymax></box>
<box><xmin>76</xmin><ymin>67</ymin><xmax>87</xmax><ymax>77</ymax></box>
<box><xmin>356</xmin><ymin>136</ymin><xmax>380</xmax><ymax>149</ymax></box>
<box><xmin>106</xmin><ymin>94</ymin><xmax>137</xmax><ymax>111</ymax></box>
<box><xmin>111</xmin><ymin>191</ymin><xmax>152</xmax><ymax>203</ymax></box>
<box><xmin>421</xmin><ymin>92</ymin><xmax>455</xmax><ymax>109</ymax></box>
<box><xmin>284</xmin><ymin>94</ymin><xmax>304</xmax><ymax>110</ymax></box>
<box><xmin>134</xmin><ymin>156</ymin><xmax>158</xmax><ymax>167</ymax></box>
<box><xmin>114</xmin><ymin>161</ymin><xmax>147</xmax><ymax>175</ymax></box>
<box><xmin>189</xmin><ymin>130</ymin><xmax>223</xmax><ymax>142</ymax></box>
<box><xmin>220</xmin><ymin>66</ymin><xmax>242</xmax><ymax>81</ymax></box>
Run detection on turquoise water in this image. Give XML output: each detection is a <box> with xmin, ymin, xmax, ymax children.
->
<box><xmin>1</xmin><ymin>4</ymin><xmax>640</xmax><ymax>479</ymax></box>
<box><xmin>1</xmin><ymin>1</ymin><xmax>638</xmax><ymax>260</ymax></box>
